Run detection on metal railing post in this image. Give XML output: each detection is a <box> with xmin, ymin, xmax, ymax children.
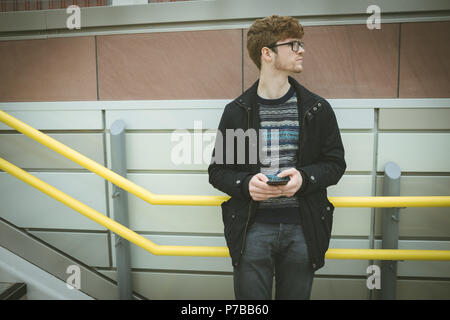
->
<box><xmin>110</xmin><ymin>120</ymin><xmax>133</xmax><ymax>300</ymax></box>
<box><xmin>381</xmin><ymin>162</ymin><xmax>401</xmax><ymax>300</ymax></box>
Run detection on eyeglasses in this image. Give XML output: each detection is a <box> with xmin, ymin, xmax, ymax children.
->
<box><xmin>268</xmin><ymin>40</ymin><xmax>304</xmax><ymax>52</ymax></box>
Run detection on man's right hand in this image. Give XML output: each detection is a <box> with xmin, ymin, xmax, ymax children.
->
<box><xmin>248</xmin><ymin>173</ymin><xmax>283</xmax><ymax>201</ymax></box>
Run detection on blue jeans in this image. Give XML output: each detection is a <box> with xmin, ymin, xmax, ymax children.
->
<box><xmin>233</xmin><ymin>222</ymin><xmax>314</xmax><ymax>300</ymax></box>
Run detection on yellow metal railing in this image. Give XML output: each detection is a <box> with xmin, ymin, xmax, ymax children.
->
<box><xmin>1</xmin><ymin>110</ymin><xmax>449</xmax><ymax>208</ymax></box>
<box><xmin>1</xmin><ymin>157</ymin><xmax>449</xmax><ymax>261</ymax></box>
<box><xmin>1</xmin><ymin>109</ymin><xmax>450</xmax><ymax>261</ymax></box>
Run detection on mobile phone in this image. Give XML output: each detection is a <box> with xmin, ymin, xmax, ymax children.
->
<box><xmin>266</xmin><ymin>174</ymin><xmax>290</xmax><ymax>186</ymax></box>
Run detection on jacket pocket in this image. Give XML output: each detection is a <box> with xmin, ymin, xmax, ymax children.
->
<box><xmin>321</xmin><ymin>199</ymin><xmax>334</xmax><ymax>238</ymax></box>
<box><xmin>221</xmin><ymin>199</ymin><xmax>248</xmax><ymax>239</ymax></box>
<box><xmin>221</xmin><ymin>200</ymin><xmax>236</xmax><ymax>237</ymax></box>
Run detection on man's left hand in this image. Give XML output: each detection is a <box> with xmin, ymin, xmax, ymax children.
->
<box><xmin>276</xmin><ymin>168</ymin><xmax>303</xmax><ymax>197</ymax></box>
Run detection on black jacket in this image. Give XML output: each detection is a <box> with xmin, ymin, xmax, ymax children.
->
<box><xmin>208</xmin><ymin>76</ymin><xmax>346</xmax><ymax>271</ymax></box>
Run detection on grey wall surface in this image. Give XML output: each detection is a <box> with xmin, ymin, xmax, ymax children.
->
<box><xmin>1</xmin><ymin>100</ymin><xmax>449</xmax><ymax>300</ymax></box>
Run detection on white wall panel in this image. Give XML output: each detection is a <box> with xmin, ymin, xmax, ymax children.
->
<box><xmin>377</xmin><ymin>133</ymin><xmax>450</xmax><ymax>172</ymax></box>
<box><xmin>0</xmin><ymin>134</ymin><xmax>105</xmax><ymax>169</ymax></box>
<box><xmin>114</xmin><ymin>132</ymin><xmax>372</xmax><ymax>172</ymax></box>
<box><xmin>334</xmin><ymin>108</ymin><xmax>374</xmax><ymax>129</ymax></box>
<box><xmin>112</xmin><ymin>234</ymin><xmax>370</xmax><ymax>276</ymax></box>
<box><xmin>29</xmin><ymin>231</ymin><xmax>110</xmax><ymax>268</ymax></box>
<box><xmin>124</xmin><ymin>173</ymin><xmax>223</xmax><ymax>234</ymax></box>
<box><xmin>0</xmin><ymin>110</ymin><xmax>103</xmax><ymax>130</ymax></box>
<box><xmin>340</xmin><ymin>133</ymin><xmax>374</xmax><ymax>172</ymax></box>
<box><xmin>105</xmin><ymin>108</ymin><xmax>372</xmax><ymax>130</ymax></box>
<box><xmin>106</xmin><ymin>109</ymin><xmax>221</xmax><ymax>130</ymax></box>
<box><xmin>123</xmin><ymin>133</ymin><xmax>206</xmax><ymax>171</ymax></box>
<box><xmin>328</xmin><ymin>175</ymin><xmax>372</xmax><ymax>237</ymax></box>
<box><xmin>0</xmin><ymin>172</ymin><xmax>107</xmax><ymax>230</ymax></box>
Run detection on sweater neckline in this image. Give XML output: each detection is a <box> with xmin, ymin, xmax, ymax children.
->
<box><xmin>257</xmin><ymin>84</ymin><xmax>295</xmax><ymax>106</ymax></box>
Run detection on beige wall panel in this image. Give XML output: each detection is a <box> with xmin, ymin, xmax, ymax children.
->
<box><xmin>29</xmin><ymin>231</ymin><xmax>110</xmax><ymax>268</ymax></box>
<box><xmin>398</xmin><ymin>259</ymin><xmax>450</xmax><ymax>279</ymax></box>
<box><xmin>396</xmin><ymin>280</ymin><xmax>450</xmax><ymax>299</ymax></box>
<box><xmin>375</xmin><ymin>176</ymin><xmax>450</xmax><ymax>238</ymax></box>
<box><xmin>311</xmin><ymin>278</ymin><xmax>368</xmax><ymax>300</ymax></box>
<box><xmin>373</xmin><ymin>241</ymin><xmax>450</xmax><ymax>278</ymax></box>
<box><xmin>101</xmin><ymin>270</ymin><xmax>234</xmax><ymax>300</ymax></box>
<box><xmin>377</xmin><ymin>133</ymin><xmax>450</xmax><ymax>172</ymax></box>
<box><xmin>97</xmin><ymin>30</ymin><xmax>242</xmax><ymax>100</ymax></box>
<box><xmin>371</xmin><ymin>279</ymin><xmax>450</xmax><ymax>300</ymax></box>
<box><xmin>102</xmin><ymin>268</ymin><xmax>450</xmax><ymax>300</ymax></box>
<box><xmin>116</xmin><ymin>132</ymin><xmax>371</xmax><ymax>171</ymax></box>
<box><xmin>244</xmin><ymin>24</ymin><xmax>399</xmax><ymax>98</ymax></box>
<box><xmin>0</xmin><ymin>172</ymin><xmax>107</xmax><ymax>230</ymax></box>
<box><xmin>100</xmin><ymin>270</ymin><xmax>370</xmax><ymax>300</ymax></box>
<box><xmin>399</xmin><ymin>22</ymin><xmax>450</xmax><ymax>98</ymax></box>
<box><xmin>0</xmin><ymin>133</ymin><xmax>105</xmax><ymax>169</ymax></box>
<box><xmin>120</xmin><ymin>173</ymin><xmax>370</xmax><ymax>236</ymax></box>
<box><xmin>0</xmin><ymin>37</ymin><xmax>97</xmax><ymax>102</ymax></box>
<box><xmin>0</xmin><ymin>110</ymin><xmax>103</xmax><ymax>131</ymax></box>
<box><xmin>379</xmin><ymin>108</ymin><xmax>450</xmax><ymax>130</ymax></box>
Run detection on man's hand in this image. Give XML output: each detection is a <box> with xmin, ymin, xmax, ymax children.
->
<box><xmin>248</xmin><ymin>173</ymin><xmax>283</xmax><ymax>201</ymax></box>
<box><xmin>275</xmin><ymin>168</ymin><xmax>303</xmax><ymax>197</ymax></box>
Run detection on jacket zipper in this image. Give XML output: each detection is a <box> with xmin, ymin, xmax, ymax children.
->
<box><xmin>240</xmin><ymin>199</ymin><xmax>253</xmax><ymax>255</ymax></box>
<box><xmin>236</xmin><ymin>100</ymin><xmax>254</xmax><ymax>257</ymax></box>
<box><xmin>298</xmin><ymin>99</ymin><xmax>322</xmax><ymax>164</ymax></box>
<box><xmin>297</xmin><ymin>99</ymin><xmax>322</xmax><ymax>270</ymax></box>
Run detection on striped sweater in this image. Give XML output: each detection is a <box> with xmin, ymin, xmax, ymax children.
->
<box><xmin>256</xmin><ymin>85</ymin><xmax>301</xmax><ymax>224</ymax></box>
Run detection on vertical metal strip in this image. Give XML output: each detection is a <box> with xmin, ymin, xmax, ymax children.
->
<box><xmin>110</xmin><ymin>119</ymin><xmax>133</xmax><ymax>300</ymax></box>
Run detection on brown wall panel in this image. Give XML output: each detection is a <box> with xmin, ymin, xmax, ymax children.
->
<box><xmin>0</xmin><ymin>36</ymin><xmax>97</xmax><ymax>102</ymax></box>
<box><xmin>244</xmin><ymin>24</ymin><xmax>399</xmax><ymax>98</ymax></box>
<box><xmin>399</xmin><ymin>21</ymin><xmax>450</xmax><ymax>98</ymax></box>
<box><xmin>97</xmin><ymin>30</ymin><xmax>242</xmax><ymax>100</ymax></box>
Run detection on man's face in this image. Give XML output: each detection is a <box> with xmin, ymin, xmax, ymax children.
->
<box><xmin>272</xmin><ymin>38</ymin><xmax>305</xmax><ymax>74</ymax></box>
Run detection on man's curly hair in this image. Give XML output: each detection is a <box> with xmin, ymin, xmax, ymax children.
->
<box><xmin>247</xmin><ymin>15</ymin><xmax>304</xmax><ymax>70</ymax></box>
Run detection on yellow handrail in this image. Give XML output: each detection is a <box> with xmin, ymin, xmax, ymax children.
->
<box><xmin>1</xmin><ymin>110</ymin><xmax>450</xmax><ymax>208</ymax></box>
<box><xmin>0</xmin><ymin>157</ymin><xmax>228</xmax><ymax>258</ymax></box>
<box><xmin>1</xmin><ymin>157</ymin><xmax>449</xmax><ymax>261</ymax></box>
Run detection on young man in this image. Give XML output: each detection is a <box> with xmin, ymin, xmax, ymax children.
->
<box><xmin>208</xmin><ymin>15</ymin><xmax>346</xmax><ymax>300</ymax></box>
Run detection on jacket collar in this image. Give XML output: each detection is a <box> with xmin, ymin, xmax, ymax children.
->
<box><xmin>234</xmin><ymin>76</ymin><xmax>321</xmax><ymax>113</ymax></box>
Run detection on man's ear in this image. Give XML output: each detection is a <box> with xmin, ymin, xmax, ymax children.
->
<box><xmin>260</xmin><ymin>47</ymin><xmax>273</xmax><ymax>65</ymax></box>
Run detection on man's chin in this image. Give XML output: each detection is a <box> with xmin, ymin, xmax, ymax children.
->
<box><xmin>292</xmin><ymin>64</ymin><xmax>303</xmax><ymax>73</ymax></box>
